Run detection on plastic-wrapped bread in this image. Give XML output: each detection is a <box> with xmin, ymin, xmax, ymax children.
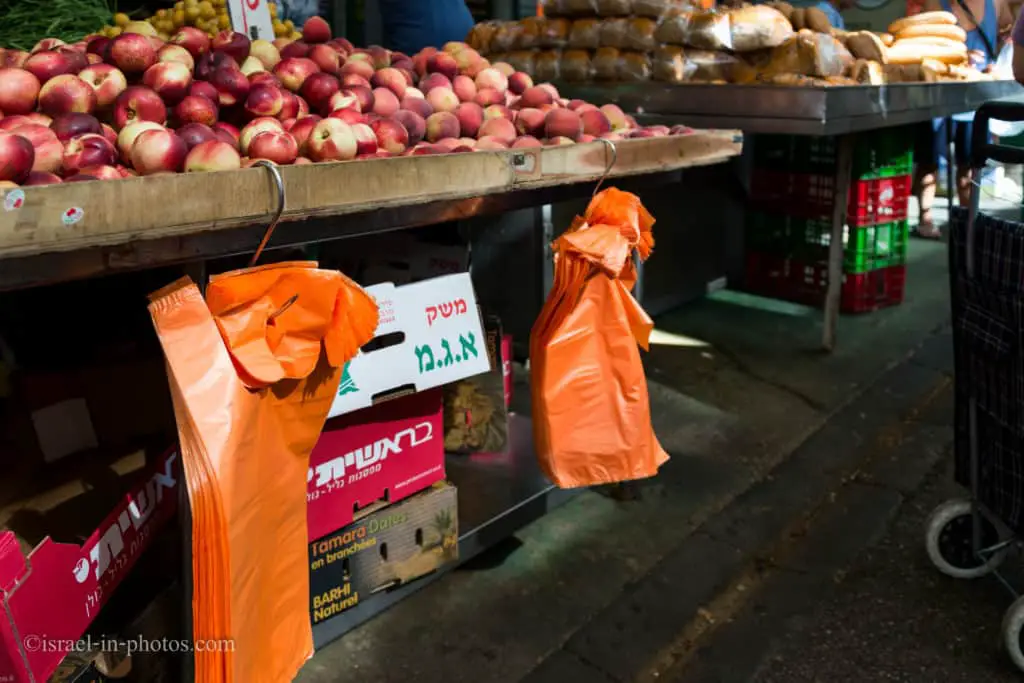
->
<box><xmin>593</xmin><ymin>47</ymin><xmax>623</xmax><ymax>79</ymax></box>
<box><xmin>569</xmin><ymin>19</ymin><xmax>602</xmax><ymax>49</ymax></box>
<box><xmin>540</xmin><ymin>18</ymin><xmax>571</xmax><ymax>47</ymax></box>
<box><xmin>653</xmin><ymin>13</ymin><xmax>691</xmax><ymax>45</ymax></box>
<box><xmin>685</xmin><ymin>12</ymin><xmax>732</xmax><ymax>50</ymax></box>
<box><xmin>467</xmin><ymin>22</ymin><xmax>499</xmax><ymax>53</ymax></box>
<box><xmin>600</xmin><ymin>18</ymin><xmax>630</xmax><ymax>48</ymax></box>
<box><xmin>535</xmin><ymin>49</ymin><xmax>562</xmax><ymax>81</ymax></box>
<box><xmin>633</xmin><ymin>0</ymin><xmax>674</xmax><ymax>18</ymax></box>
<box><xmin>762</xmin><ymin>30</ymin><xmax>849</xmax><ymax>78</ymax></box>
<box><xmin>564</xmin><ymin>0</ymin><xmax>601</xmax><ymax>15</ymax></box>
<box><xmin>595</xmin><ymin>0</ymin><xmax>633</xmax><ymax>15</ymax></box>
<box><xmin>688</xmin><ymin>49</ymin><xmax>742</xmax><ymax>81</ymax></box>
<box><xmin>516</xmin><ymin>17</ymin><xmax>545</xmax><ymax>49</ymax></box>
<box><xmin>507</xmin><ymin>50</ymin><xmax>538</xmax><ymax>76</ymax></box>
<box><xmin>620</xmin><ymin>51</ymin><xmax>652</xmax><ymax>81</ymax></box>
<box><xmin>490</xmin><ymin>23</ymin><xmax>524</xmax><ymax>53</ymax></box>
<box><xmin>728</xmin><ymin>5</ymin><xmax>794</xmax><ymax>52</ymax></box>
<box><xmin>652</xmin><ymin>45</ymin><xmax>690</xmax><ymax>82</ymax></box>
<box><xmin>560</xmin><ymin>49</ymin><xmax>594</xmax><ymax>81</ymax></box>
<box><xmin>624</xmin><ymin>17</ymin><xmax>658</xmax><ymax>51</ymax></box>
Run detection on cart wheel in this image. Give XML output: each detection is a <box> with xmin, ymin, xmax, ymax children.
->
<box><xmin>924</xmin><ymin>498</ymin><xmax>1007</xmax><ymax>580</ymax></box>
<box><xmin>1002</xmin><ymin>595</ymin><xmax>1024</xmax><ymax>673</ymax></box>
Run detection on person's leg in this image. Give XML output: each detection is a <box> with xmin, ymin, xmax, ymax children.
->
<box><xmin>913</xmin><ymin>120</ymin><xmax>940</xmax><ymax>236</ymax></box>
<box><xmin>955</xmin><ymin>120</ymin><xmax>975</xmax><ymax>207</ymax></box>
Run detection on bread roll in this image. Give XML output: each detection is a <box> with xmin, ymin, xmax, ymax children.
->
<box><xmin>887</xmin><ymin>11</ymin><xmax>957</xmax><ymax>34</ymax></box>
<box><xmin>790</xmin><ymin>7</ymin><xmax>806</xmax><ymax>30</ymax></box>
<box><xmin>568</xmin><ymin>19</ymin><xmax>601</xmax><ymax>49</ymax></box>
<box><xmin>895</xmin><ymin>23</ymin><xmax>967</xmax><ymax>41</ymax></box>
<box><xmin>880</xmin><ymin>32</ymin><xmax>895</xmax><ymax>46</ymax></box>
<box><xmin>767</xmin><ymin>1</ymin><xmax>795</xmax><ymax>23</ymax></box>
<box><xmin>729</xmin><ymin>5</ymin><xmax>794</xmax><ymax>51</ymax></box>
<box><xmin>845</xmin><ymin>31</ymin><xmax>888</xmax><ymax>63</ymax></box>
<box><xmin>624</xmin><ymin>17</ymin><xmax>658</xmax><ymax>50</ymax></box>
<box><xmin>886</xmin><ymin>39</ymin><xmax>967</xmax><ymax>64</ymax></box>
<box><xmin>804</xmin><ymin>6</ymin><xmax>832</xmax><ymax>33</ymax></box>
<box><xmin>850</xmin><ymin>58</ymin><xmax>885</xmax><ymax>83</ymax></box>
<box><xmin>892</xmin><ymin>35</ymin><xmax>968</xmax><ymax>50</ymax></box>
<box><xmin>600</xmin><ymin>18</ymin><xmax>630</xmax><ymax>48</ymax></box>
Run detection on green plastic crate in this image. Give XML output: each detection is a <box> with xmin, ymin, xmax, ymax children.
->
<box><xmin>746</xmin><ymin>212</ymin><xmax>908</xmax><ymax>274</ymax></box>
<box><xmin>752</xmin><ymin>129</ymin><xmax>914</xmax><ymax>180</ymax></box>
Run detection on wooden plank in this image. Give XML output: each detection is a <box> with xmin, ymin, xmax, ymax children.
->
<box><xmin>0</xmin><ymin>132</ymin><xmax>741</xmax><ymax>259</ymax></box>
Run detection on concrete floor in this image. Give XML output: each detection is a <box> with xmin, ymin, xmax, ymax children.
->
<box><xmin>298</xmin><ymin>195</ymin><xmax>1023</xmax><ymax>683</ymax></box>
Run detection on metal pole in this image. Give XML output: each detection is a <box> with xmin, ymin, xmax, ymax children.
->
<box><xmin>822</xmin><ymin>134</ymin><xmax>854</xmax><ymax>351</ymax></box>
<box><xmin>946</xmin><ymin>116</ymin><xmax>955</xmax><ymax>217</ymax></box>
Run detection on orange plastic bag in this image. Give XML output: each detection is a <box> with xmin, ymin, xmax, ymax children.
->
<box><xmin>530</xmin><ymin>188</ymin><xmax>668</xmax><ymax>488</ymax></box>
<box><xmin>149</xmin><ymin>262</ymin><xmax>378</xmax><ymax>683</ymax></box>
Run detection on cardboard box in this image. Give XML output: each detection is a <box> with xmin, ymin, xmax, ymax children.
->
<box><xmin>308</xmin><ymin>482</ymin><xmax>458</xmax><ymax>627</ymax></box>
<box><xmin>0</xmin><ymin>449</ymin><xmax>179</xmax><ymax>683</ymax></box>
<box><xmin>328</xmin><ymin>273</ymin><xmax>490</xmax><ymax>419</ymax></box>
<box><xmin>307</xmin><ymin>390</ymin><xmax>445</xmax><ymax>542</ymax></box>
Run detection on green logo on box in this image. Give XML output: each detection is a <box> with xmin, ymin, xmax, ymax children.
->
<box><xmin>339</xmin><ymin>362</ymin><xmax>358</xmax><ymax>396</ymax></box>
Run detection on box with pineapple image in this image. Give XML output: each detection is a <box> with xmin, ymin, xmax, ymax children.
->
<box><xmin>307</xmin><ymin>482</ymin><xmax>458</xmax><ymax>627</ymax></box>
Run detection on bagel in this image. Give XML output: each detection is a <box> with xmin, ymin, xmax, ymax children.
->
<box><xmin>846</xmin><ymin>30</ymin><xmax>888</xmax><ymax>63</ymax></box>
<box><xmin>895</xmin><ymin>23</ymin><xmax>967</xmax><ymax>41</ymax></box>
<box><xmin>887</xmin><ymin>11</ymin><xmax>958</xmax><ymax>34</ymax></box>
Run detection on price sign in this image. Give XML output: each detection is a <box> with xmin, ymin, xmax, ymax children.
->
<box><xmin>227</xmin><ymin>0</ymin><xmax>274</xmax><ymax>40</ymax></box>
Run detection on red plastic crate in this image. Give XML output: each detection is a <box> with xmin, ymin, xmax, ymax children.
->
<box><xmin>744</xmin><ymin>253</ymin><xmax>906</xmax><ymax>314</ymax></box>
<box><xmin>750</xmin><ymin>171</ymin><xmax>911</xmax><ymax>227</ymax></box>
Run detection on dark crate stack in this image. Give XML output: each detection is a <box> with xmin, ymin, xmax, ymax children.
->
<box><xmin>743</xmin><ymin>129</ymin><xmax>913</xmax><ymax>314</ymax></box>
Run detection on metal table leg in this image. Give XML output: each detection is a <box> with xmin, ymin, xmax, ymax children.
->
<box><xmin>946</xmin><ymin>116</ymin><xmax>955</xmax><ymax>217</ymax></box>
<box><xmin>822</xmin><ymin>134</ymin><xmax>854</xmax><ymax>351</ymax></box>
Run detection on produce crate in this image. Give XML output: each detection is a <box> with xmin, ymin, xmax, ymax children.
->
<box><xmin>750</xmin><ymin>172</ymin><xmax>911</xmax><ymax>227</ymax></box>
<box><xmin>752</xmin><ymin>129</ymin><xmax>914</xmax><ymax>180</ymax></box>
<box><xmin>744</xmin><ymin>253</ymin><xmax>906</xmax><ymax>314</ymax></box>
<box><xmin>746</xmin><ymin>213</ymin><xmax>909</xmax><ymax>274</ymax></box>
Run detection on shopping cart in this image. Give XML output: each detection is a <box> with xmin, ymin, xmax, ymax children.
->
<box><xmin>924</xmin><ymin>97</ymin><xmax>1024</xmax><ymax>672</ymax></box>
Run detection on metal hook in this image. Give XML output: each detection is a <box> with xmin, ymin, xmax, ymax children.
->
<box><xmin>249</xmin><ymin>160</ymin><xmax>286</xmax><ymax>267</ymax></box>
<box><xmin>268</xmin><ymin>294</ymin><xmax>299</xmax><ymax>322</ymax></box>
<box><xmin>592</xmin><ymin>138</ymin><xmax>618</xmax><ymax>197</ymax></box>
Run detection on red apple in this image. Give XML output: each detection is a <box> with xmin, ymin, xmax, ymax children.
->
<box><xmin>76</xmin><ymin>164</ymin><xmax>122</xmax><ymax>180</ymax></box>
<box><xmin>2</xmin><ymin>51</ymin><xmax>28</xmax><ymax>68</ymax></box>
<box><xmin>308</xmin><ymin>44</ymin><xmax>341</xmax><ymax>75</ymax></box>
<box><xmin>25</xmin><ymin>113</ymin><xmax>52</xmax><ymax>126</ymax></box>
<box><xmin>101</xmin><ymin>123</ymin><xmax>118</xmax><ymax>146</ymax></box>
<box><xmin>306</xmin><ymin>118</ymin><xmax>356</xmax><ymax>161</ymax></box>
<box><xmin>274</xmin><ymin>57</ymin><xmax>319</xmax><ymax>92</ymax></box>
<box><xmin>279</xmin><ymin>41</ymin><xmax>312</xmax><ymax>60</ymax></box>
<box><xmin>176</xmin><ymin>122</ymin><xmax>219</xmax><ymax>149</ymax></box>
<box><xmin>157</xmin><ymin>44</ymin><xmax>195</xmax><ymax>71</ymax></box>
<box><xmin>325</xmin><ymin>90</ymin><xmax>360</xmax><ymax>114</ymax></box>
<box><xmin>175</xmin><ymin>94</ymin><xmax>219</xmax><ymax>126</ymax></box>
<box><xmin>419</xmin><ymin>73</ymin><xmax>452</xmax><ymax>94</ymax></box>
<box><xmin>85</xmin><ymin>36</ymin><xmax>110</xmax><ymax>56</ymax></box>
<box><xmin>23</xmin><ymin>171</ymin><xmax>62</xmax><ymax>185</ymax></box>
<box><xmin>78</xmin><ymin>64</ymin><xmax>127</xmax><ymax>109</ymax></box>
<box><xmin>239</xmin><ymin>116</ymin><xmax>284</xmax><ymax>154</ymax></box>
<box><xmin>116</xmin><ymin>120</ymin><xmax>164</xmax><ymax>159</ymax></box>
<box><xmin>130</xmin><ymin>128</ymin><xmax>186</xmax><ymax>174</ymax></box>
<box><xmin>340</xmin><ymin>59</ymin><xmax>374</xmax><ymax>81</ymax></box>
<box><xmin>0</xmin><ymin>68</ymin><xmax>41</xmax><ymax>115</ymax></box>
<box><xmin>0</xmin><ymin>116</ymin><xmax>32</xmax><ymax>131</ymax></box>
<box><xmin>288</xmin><ymin>115</ymin><xmax>321</xmax><ymax>154</ymax></box>
<box><xmin>340</xmin><ymin>73</ymin><xmax>371</xmax><ymax>90</ymax></box>
<box><xmin>250</xmin><ymin>71</ymin><xmax>281</xmax><ymax>88</ymax></box>
<box><xmin>248</xmin><ymin>130</ymin><xmax>298</xmax><ymax>164</ymax></box>
<box><xmin>170</xmin><ymin>27</ymin><xmax>210</xmax><ymax>59</ymax></box>
<box><xmin>427</xmin><ymin>87</ymin><xmax>459</xmax><ymax>114</ymax></box>
<box><xmin>184</xmin><ymin>139</ymin><xmax>241</xmax><ymax>171</ymax></box>
<box><xmin>113</xmin><ymin>86</ymin><xmax>166</xmax><ymax>129</ymax></box>
<box><xmin>11</xmin><ymin>123</ymin><xmax>62</xmax><ymax>173</ymax></box>
<box><xmin>393</xmin><ymin>109</ymin><xmax>426</xmax><ymax>145</ymax></box>
<box><xmin>108</xmin><ymin>33</ymin><xmax>157</xmax><ymax>75</ymax></box>
<box><xmin>371</xmin><ymin>68</ymin><xmax>406</xmax><ymax>99</ymax></box>
<box><xmin>342</xmin><ymin>85</ymin><xmax>373</xmax><ymax>114</ymax></box>
<box><xmin>142</xmin><ymin>62</ymin><xmax>192</xmax><ymax>105</ymax></box>
<box><xmin>371</xmin><ymin>116</ymin><xmax>409</xmax><ymax>154</ymax></box>
<box><xmin>452</xmin><ymin>74</ymin><xmax>476</xmax><ymax>103</ymax></box>
<box><xmin>300</xmin><ymin>72</ymin><xmax>339</xmax><ymax>112</ymax></box>
<box><xmin>214</xmin><ymin>121</ymin><xmax>240</xmax><ymax>142</ymax></box>
<box><xmin>251</xmin><ymin>39</ymin><xmax>281</xmax><ymax>69</ymax></box>
<box><xmin>302</xmin><ymin>17</ymin><xmax>332</xmax><ymax>44</ymax></box>
<box><xmin>278</xmin><ymin>90</ymin><xmax>300</xmax><ymax>120</ymax></box>
<box><xmin>426</xmin><ymin>52</ymin><xmax>458</xmax><ymax>80</ymax></box>
<box><xmin>23</xmin><ymin>51</ymin><xmax>75</xmax><ymax>83</ymax></box>
<box><xmin>62</xmin><ymin>132</ymin><xmax>116</xmax><ymax>174</ymax></box>
<box><xmin>0</xmin><ymin>132</ymin><xmax>34</xmax><ymax>182</ymax></box>
<box><xmin>210</xmin><ymin>67</ymin><xmax>249</xmax><ymax>107</ymax></box>
<box><xmin>211</xmin><ymin>31</ymin><xmax>250</xmax><ymax>64</ymax></box>
<box><xmin>401</xmin><ymin>97</ymin><xmax>433</xmax><ymax>119</ymax></box>
<box><xmin>195</xmin><ymin>51</ymin><xmax>236</xmax><ymax>80</ymax></box>
<box><xmin>31</xmin><ymin>38</ymin><xmax>66</xmax><ymax>53</ymax></box>
<box><xmin>328</xmin><ymin>107</ymin><xmax>365</xmax><ymax>125</ymax></box>
<box><xmin>244</xmin><ymin>84</ymin><xmax>284</xmax><ymax>119</ymax></box>
<box><xmin>190</xmin><ymin>80</ymin><xmax>219</xmax><ymax>103</ymax></box>
<box><xmin>38</xmin><ymin>75</ymin><xmax>96</xmax><ymax>117</ymax></box>
<box><xmin>350</xmin><ymin>122</ymin><xmax>377</xmax><ymax>155</ymax></box>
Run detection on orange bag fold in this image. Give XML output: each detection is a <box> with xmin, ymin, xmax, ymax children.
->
<box><xmin>530</xmin><ymin>188</ymin><xmax>668</xmax><ymax>488</ymax></box>
<box><xmin>149</xmin><ymin>262</ymin><xmax>378</xmax><ymax>683</ymax></box>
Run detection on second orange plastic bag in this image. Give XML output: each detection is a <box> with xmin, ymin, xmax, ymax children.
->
<box><xmin>530</xmin><ymin>188</ymin><xmax>669</xmax><ymax>488</ymax></box>
<box><xmin>149</xmin><ymin>262</ymin><xmax>378</xmax><ymax>683</ymax></box>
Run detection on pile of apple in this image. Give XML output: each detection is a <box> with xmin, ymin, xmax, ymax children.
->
<box><xmin>0</xmin><ymin>17</ymin><xmax>690</xmax><ymax>186</ymax></box>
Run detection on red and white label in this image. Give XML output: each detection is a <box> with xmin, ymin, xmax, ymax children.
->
<box><xmin>227</xmin><ymin>0</ymin><xmax>274</xmax><ymax>41</ymax></box>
